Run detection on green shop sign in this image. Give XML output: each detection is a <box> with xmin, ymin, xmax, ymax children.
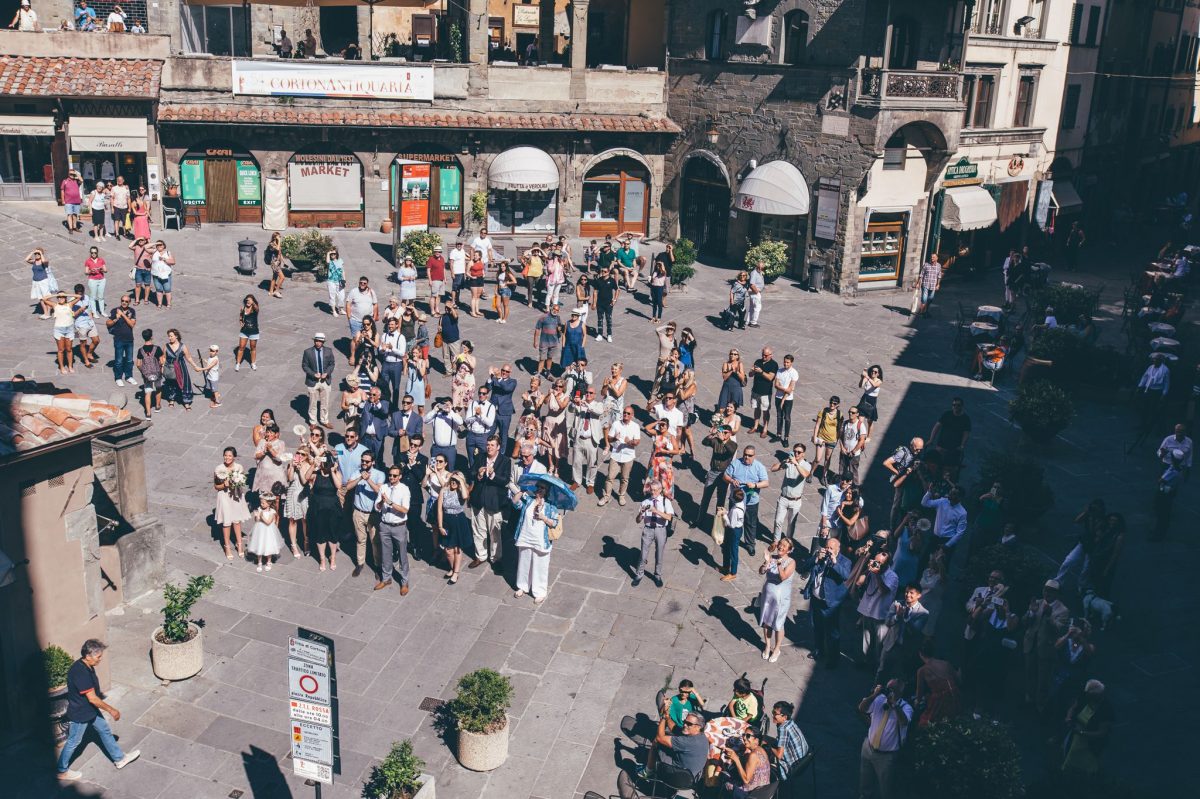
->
<box><xmin>237</xmin><ymin>160</ymin><xmax>261</xmax><ymax>206</ymax></box>
<box><xmin>945</xmin><ymin>157</ymin><xmax>978</xmax><ymax>181</ymax></box>
<box><xmin>180</xmin><ymin>159</ymin><xmax>205</xmax><ymax>206</ymax></box>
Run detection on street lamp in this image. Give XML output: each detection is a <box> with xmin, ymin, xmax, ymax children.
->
<box><xmin>705</xmin><ymin>117</ymin><xmax>720</xmax><ymax>145</ymax></box>
<box><xmin>362</xmin><ymin>0</ymin><xmax>386</xmax><ymax>59</ymax></box>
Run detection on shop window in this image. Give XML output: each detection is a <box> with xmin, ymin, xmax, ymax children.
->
<box><xmin>781</xmin><ymin>10</ymin><xmax>809</xmax><ymax>65</ymax></box>
<box><xmin>860</xmin><ymin>214</ymin><xmax>907</xmax><ymax>283</ymax></box>
<box><xmin>706</xmin><ymin>10</ymin><xmax>727</xmax><ymax>61</ymax></box>
<box><xmin>971</xmin><ymin>0</ymin><xmax>1007</xmax><ymax>35</ymax></box>
<box><xmin>580</xmin><ymin>157</ymin><xmax>649</xmax><ymax>236</ymax></box>
<box><xmin>1061</xmin><ymin>84</ymin><xmax>1081</xmax><ymax>130</ymax></box>
<box><xmin>1013</xmin><ymin>72</ymin><xmax>1038</xmax><ymax>127</ymax></box>
<box><xmin>962</xmin><ymin>73</ymin><xmax>996</xmax><ymax>128</ymax></box>
<box><xmin>181</xmin><ymin>3</ymin><xmax>250</xmax><ymax>57</ymax></box>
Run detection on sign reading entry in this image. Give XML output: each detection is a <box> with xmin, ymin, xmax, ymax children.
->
<box><xmin>232</xmin><ymin>61</ymin><xmax>434</xmax><ymax>102</ymax></box>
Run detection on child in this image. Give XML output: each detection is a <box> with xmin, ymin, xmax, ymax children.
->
<box><xmin>199</xmin><ymin>344</ymin><xmax>221</xmax><ymax>407</ymax></box>
<box><xmin>246</xmin><ymin>487</ymin><xmax>286</xmax><ymax>572</ymax></box>
<box><xmin>583</xmin><ymin>239</ymin><xmax>599</xmax><ymax>272</ymax></box>
<box><xmin>722</xmin><ymin>488</ymin><xmax>746</xmax><ymax>582</ymax></box>
<box><xmin>725</xmin><ymin>676</ymin><xmax>759</xmax><ymax>722</ymax></box>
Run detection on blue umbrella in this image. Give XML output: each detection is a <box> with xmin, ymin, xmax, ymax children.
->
<box><xmin>517</xmin><ymin>472</ymin><xmax>578</xmax><ymax>511</ymax></box>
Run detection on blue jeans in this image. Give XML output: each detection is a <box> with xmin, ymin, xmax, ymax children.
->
<box><xmin>724</xmin><ymin>526</ymin><xmax>742</xmax><ymax>574</ymax></box>
<box><xmin>58</xmin><ymin>716</ymin><xmax>125</xmax><ymax>773</ymax></box>
<box><xmin>113</xmin><ymin>338</ymin><xmax>134</xmax><ymax>380</ymax></box>
<box><xmin>87</xmin><ymin>277</ymin><xmax>107</xmax><ymax>316</ymax></box>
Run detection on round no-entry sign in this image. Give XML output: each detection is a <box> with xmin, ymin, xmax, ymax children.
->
<box><xmin>299</xmin><ymin>674</ymin><xmax>319</xmax><ymax>695</ymax></box>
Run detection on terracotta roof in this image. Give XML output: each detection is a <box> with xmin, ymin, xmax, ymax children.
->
<box><xmin>159</xmin><ymin>104</ymin><xmax>681</xmax><ymax>133</ymax></box>
<box><xmin>0</xmin><ymin>56</ymin><xmax>161</xmax><ymax>99</ymax></box>
<box><xmin>0</xmin><ymin>392</ymin><xmax>133</xmax><ymax>457</ymax></box>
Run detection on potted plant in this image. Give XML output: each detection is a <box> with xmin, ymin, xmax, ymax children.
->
<box><xmin>44</xmin><ymin>644</ymin><xmax>74</xmax><ymax>744</ymax></box>
<box><xmin>911</xmin><ymin>717</ymin><xmax>1022</xmax><ymax>799</ymax></box>
<box><xmin>163</xmin><ymin>175</ymin><xmax>180</xmax><ymax>198</ymax></box>
<box><xmin>470</xmin><ymin>191</ymin><xmax>488</xmax><ymax>229</ymax></box>
<box><xmin>151</xmin><ymin>575</ymin><xmax>214</xmax><ymax>681</ymax></box>
<box><xmin>671</xmin><ymin>237</ymin><xmax>698</xmax><ymax>288</ymax></box>
<box><xmin>397</xmin><ymin>230</ymin><xmax>444</xmax><ymax>272</ymax></box>
<box><xmin>281</xmin><ymin>229</ymin><xmax>335</xmax><ymax>279</ymax></box>
<box><xmin>447</xmin><ymin>668</ymin><xmax>512</xmax><ymax>771</ymax></box>
<box><xmin>1009</xmin><ymin>379</ymin><xmax>1075</xmax><ymax>443</ymax></box>
<box><xmin>744</xmin><ymin>239</ymin><xmax>790</xmax><ymax>280</ymax></box>
<box><xmin>362</xmin><ymin>740</ymin><xmax>435</xmax><ymax>799</ymax></box>
<box><xmin>976</xmin><ymin>450</ymin><xmax>1054</xmax><ymax>527</ymax></box>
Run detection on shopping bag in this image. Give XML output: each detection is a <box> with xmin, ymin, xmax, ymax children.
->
<box><xmin>712</xmin><ymin>508</ymin><xmax>725</xmax><ymax>547</ymax></box>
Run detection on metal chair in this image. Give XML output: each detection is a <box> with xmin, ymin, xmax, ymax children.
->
<box><xmin>787</xmin><ymin>749</ymin><xmax>818</xmax><ymax>797</ymax></box>
<box><xmin>620</xmin><ymin>714</ymin><xmax>652</xmax><ymax>759</ymax></box>
<box><xmin>646</xmin><ymin>763</ymin><xmax>697</xmax><ymax>798</ymax></box>
<box><xmin>584</xmin><ymin>793</ymin><xmax>607</xmax><ymax>799</ymax></box>
<box><xmin>747</xmin><ymin>782</ymin><xmax>781</xmax><ymax>799</ymax></box>
<box><xmin>617</xmin><ymin>770</ymin><xmax>645</xmax><ymax>799</ymax></box>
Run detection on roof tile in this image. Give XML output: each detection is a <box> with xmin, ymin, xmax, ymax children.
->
<box><xmin>0</xmin><ymin>391</ymin><xmax>133</xmax><ymax>457</ymax></box>
<box><xmin>0</xmin><ymin>56</ymin><xmax>162</xmax><ymax>99</ymax></box>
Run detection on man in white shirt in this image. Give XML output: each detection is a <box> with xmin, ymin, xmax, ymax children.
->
<box><xmin>920</xmin><ymin>486</ymin><xmax>969</xmax><ymax>551</ymax></box>
<box><xmin>599</xmin><ymin>406</ymin><xmax>641</xmax><ymax>506</ymax></box>
<box><xmin>773</xmin><ymin>354</ymin><xmax>799</xmax><ymax>446</ymax></box>
<box><xmin>377</xmin><ymin>316</ymin><xmax>407</xmax><ymax>407</ymax></box>
<box><xmin>746</xmin><ymin>261</ymin><xmax>766</xmax><ymax>326</ymax></box>
<box><xmin>345</xmin><ymin>276</ymin><xmax>378</xmax><ymax>336</ymax></box>
<box><xmin>1157</xmin><ymin>423</ymin><xmax>1193</xmax><ymax>473</ymax></box>
<box><xmin>838</xmin><ymin>406</ymin><xmax>869</xmax><ymax>484</ymax></box>
<box><xmin>769</xmin><ymin>443</ymin><xmax>811</xmax><ymax>544</ymax></box>
<box><xmin>856</xmin><ymin>552</ymin><xmax>898</xmax><ymax>667</ymax></box>
<box><xmin>857</xmin><ymin>680</ymin><xmax>912</xmax><ymax>799</ymax></box>
<box><xmin>424</xmin><ymin>400</ymin><xmax>463</xmax><ymax>468</ymax></box>
<box><xmin>448</xmin><ymin>241</ymin><xmax>468</xmax><ymax>306</ymax></box>
<box><xmin>470</xmin><ymin>228</ymin><xmax>496</xmax><ymax>264</ymax></box>
<box><xmin>374</xmin><ymin>466</ymin><xmax>411</xmax><ymax>594</ymax></box>
<box><xmin>463</xmin><ymin>387</ymin><xmax>497</xmax><ymax>472</ymax></box>
<box><xmin>10</xmin><ymin>1</ymin><xmax>39</xmax><ymax>31</ymax></box>
<box><xmin>633</xmin><ymin>479</ymin><xmax>674</xmax><ymax>588</ymax></box>
<box><xmin>569</xmin><ymin>387</ymin><xmax>605</xmax><ymax>493</ymax></box>
<box><xmin>110</xmin><ymin>177</ymin><xmax>130</xmax><ymax>239</ymax></box>
<box><xmin>652</xmin><ymin>392</ymin><xmax>685</xmax><ymax>439</ymax></box>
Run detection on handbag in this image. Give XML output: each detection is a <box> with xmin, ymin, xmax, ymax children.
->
<box><xmin>434</xmin><ymin>332</ymin><xmax>443</xmax><ymax>348</ymax></box>
<box><xmin>129</xmin><ymin>267</ymin><xmax>136</xmax><ymax>280</ymax></box>
<box><xmin>46</xmin><ymin>267</ymin><xmax>59</xmax><ymax>294</ymax></box>
<box><xmin>424</xmin><ymin>382</ymin><xmax>432</xmax><ymax>401</ymax></box>
<box><xmin>712</xmin><ymin>507</ymin><xmax>725</xmax><ymax>546</ymax></box>
<box><xmin>910</xmin><ymin>285</ymin><xmax>921</xmax><ymax>315</ymax></box>
<box><xmin>547</xmin><ymin>513</ymin><xmax>564</xmax><ymax>541</ymax></box>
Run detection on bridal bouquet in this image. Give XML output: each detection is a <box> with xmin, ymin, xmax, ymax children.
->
<box><xmin>216</xmin><ymin>464</ymin><xmax>247</xmax><ymax>500</ymax></box>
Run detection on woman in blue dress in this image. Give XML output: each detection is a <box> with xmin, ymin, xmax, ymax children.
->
<box><xmin>717</xmin><ymin>348</ymin><xmax>747</xmax><ymax>410</ymax></box>
<box><xmin>162</xmin><ymin>328</ymin><xmax>200</xmax><ymax>409</ymax></box>
<box><xmin>756</xmin><ymin>537</ymin><xmax>797</xmax><ymax>663</ymax></box>
<box><xmin>406</xmin><ymin>350</ymin><xmax>428</xmax><ymax>414</ymax></box>
<box><xmin>560</xmin><ymin>309</ymin><xmax>587</xmax><ymax>367</ymax></box>
<box><xmin>678</xmin><ymin>327</ymin><xmax>697</xmax><ymax>371</ymax></box>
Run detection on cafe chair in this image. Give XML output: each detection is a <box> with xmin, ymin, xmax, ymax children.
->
<box><xmin>787</xmin><ymin>749</ymin><xmax>818</xmax><ymax>797</ymax></box>
<box><xmin>617</xmin><ymin>770</ymin><xmax>646</xmax><ymax>799</ymax></box>
<box><xmin>584</xmin><ymin>793</ymin><xmax>607</xmax><ymax>799</ymax></box>
<box><xmin>645</xmin><ymin>763</ymin><xmax>698</xmax><ymax>798</ymax></box>
<box><xmin>162</xmin><ymin>202</ymin><xmax>182</xmax><ymax>231</ymax></box>
<box><xmin>747</xmin><ymin>783</ymin><xmax>781</xmax><ymax>799</ymax></box>
<box><xmin>620</xmin><ymin>715</ymin><xmax>652</xmax><ymax>759</ymax></box>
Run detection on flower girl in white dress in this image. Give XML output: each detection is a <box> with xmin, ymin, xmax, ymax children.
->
<box><xmin>247</xmin><ymin>492</ymin><xmax>286</xmax><ymax>572</ymax></box>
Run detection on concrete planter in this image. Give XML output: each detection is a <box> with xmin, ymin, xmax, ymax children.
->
<box><xmin>151</xmin><ymin>623</ymin><xmax>204</xmax><ymax>681</ymax></box>
<box><xmin>414</xmin><ymin>773</ymin><xmax>436</xmax><ymax>799</ymax></box>
<box><xmin>48</xmin><ymin>685</ymin><xmax>69</xmax><ymax>745</ymax></box>
<box><xmin>456</xmin><ymin>720</ymin><xmax>508</xmax><ymax>772</ymax></box>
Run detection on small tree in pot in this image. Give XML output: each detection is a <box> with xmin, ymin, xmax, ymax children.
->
<box><xmin>448</xmin><ymin>668</ymin><xmax>512</xmax><ymax>771</ymax></box>
<box><xmin>744</xmin><ymin>239</ymin><xmax>790</xmax><ymax>279</ymax></box>
<box><xmin>151</xmin><ymin>575</ymin><xmax>214</xmax><ymax>681</ymax></box>
<box><xmin>362</xmin><ymin>740</ymin><xmax>434</xmax><ymax>799</ymax></box>
<box><xmin>398</xmin><ymin>230</ymin><xmax>444</xmax><ymax>273</ymax></box>
<box><xmin>671</xmin><ymin>237</ymin><xmax>698</xmax><ymax>287</ymax></box>
<box><xmin>44</xmin><ymin>644</ymin><xmax>74</xmax><ymax>744</ymax></box>
<box><xmin>1010</xmin><ymin>380</ymin><xmax>1074</xmax><ymax>443</ymax></box>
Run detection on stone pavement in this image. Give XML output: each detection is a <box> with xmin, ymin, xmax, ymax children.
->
<box><xmin>0</xmin><ymin>201</ymin><xmax>1194</xmax><ymax>798</ymax></box>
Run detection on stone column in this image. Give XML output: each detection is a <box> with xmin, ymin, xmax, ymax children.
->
<box><xmin>569</xmin><ymin>0</ymin><xmax>590</xmax><ymax>100</ymax></box>
<box><xmin>93</xmin><ymin>421</ymin><xmax>165</xmax><ymax>601</ymax></box>
<box><xmin>467</xmin><ymin>0</ymin><xmax>489</xmax><ymax>98</ymax></box>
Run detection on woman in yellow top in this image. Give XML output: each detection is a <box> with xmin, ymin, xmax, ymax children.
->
<box><xmin>810</xmin><ymin>395</ymin><xmax>843</xmax><ymax>485</ymax></box>
<box><xmin>522</xmin><ymin>247</ymin><xmax>544</xmax><ymax>306</ymax></box>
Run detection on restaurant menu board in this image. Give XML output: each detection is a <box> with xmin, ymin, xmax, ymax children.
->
<box><xmin>180</xmin><ymin>159</ymin><xmax>205</xmax><ymax>206</ymax></box>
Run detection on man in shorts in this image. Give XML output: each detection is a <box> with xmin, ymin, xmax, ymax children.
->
<box><xmin>426</xmin><ymin>244</ymin><xmax>446</xmax><ymax>315</ymax></box>
<box><xmin>345</xmin><ymin>276</ymin><xmax>378</xmax><ymax>336</ymax></box>
<box><xmin>747</xmin><ymin>346</ymin><xmax>778</xmax><ymax>439</ymax></box>
<box><xmin>533</xmin><ymin>303</ymin><xmax>563</xmax><ymax>378</ymax></box>
<box><xmin>61</xmin><ymin>169</ymin><xmax>83</xmax><ymax>234</ymax></box>
<box><xmin>448</xmin><ymin>240</ymin><xmax>468</xmax><ymax>307</ymax></box>
<box><xmin>810</xmin><ymin>395</ymin><xmax>842</xmax><ymax>485</ymax></box>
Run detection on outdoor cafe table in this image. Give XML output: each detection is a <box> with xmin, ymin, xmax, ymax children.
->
<box><xmin>976</xmin><ymin>305</ymin><xmax>1004</xmax><ymax>323</ymax></box>
<box><xmin>970</xmin><ymin>321</ymin><xmax>999</xmax><ymax>339</ymax></box>
<box><xmin>1148</xmin><ymin>322</ymin><xmax>1176</xmax><ymax>337</ymax></box>
<box><xmin>703</xmin><ymin>716</ymin><xmax>750</xmax><ymax>759</ymax></box>
<box><xmin>1150</xmin><ymin>337</ymin><xmax>1180</xmax><ymax>352</ymax></box>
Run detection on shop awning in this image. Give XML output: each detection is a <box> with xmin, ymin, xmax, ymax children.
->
<box><xmin>941</xmin><ymin>185</ymin><xmax>997</xmax><ymax>231</ymax></box>
<box><xmin>0</xmin><ymin>115</ymin><xmax>55</xmax><ymax>136</ymax></box>
<box><xmin>1051</xmin><ymin>181</ymin><xmax>1083</xmax><ymax>213</ymax></box>
<box><xmin>489</xmin><ymin>146</ymin><xmax>560</xmax><ymax>192</ymax></box>
<box><xmin>69</xmin><ymin>117</ymin><xmax>148</xmax><ymax>153</ymax></box>
<box><xmin>734</xmin><ymin>160</ymin><xmax>810</xmax><ymax>216</ymax></box>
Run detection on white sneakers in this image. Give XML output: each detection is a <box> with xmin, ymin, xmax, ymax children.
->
<box><xmin>58</xmin><ymin>770</ymin><xmax>83</xmax><ymax>782</ymax></box>
<box><xmin>595</xmin><ymin>334</ymin><xmax>603</xmax><ymax>341</ymax></box>
<box><xmin>115</xmin><ymin>750</ymin><xmax>141</xmax><ymax>769</ymax></box>
<box><xmin>115</xmin><ymin>379</ymin><xmax>124</xmax><ymax>387</ymax></box>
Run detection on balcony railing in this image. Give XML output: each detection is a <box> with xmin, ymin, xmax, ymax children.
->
<box><xmin>856</xmin><ymin>68</ymin><xmax>964</xmax><ymax>110</ymax></box>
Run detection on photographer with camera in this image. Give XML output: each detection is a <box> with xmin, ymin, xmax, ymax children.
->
<box><xmin>856</xmin><ymin>680</ymin><xmax>912</xmax><ymax>799</ymax></box>
<box><xmin>770</xmin><ymin>443</ymin><xmax>812</xmax><ymax>546</ymax></box>
<box><xmin>856</xmin><ymin>550</ymin><xmax>898</xmax><ymax>668</ymax></box>
<box><xmin>424</xmin><ymin>398</ymin><xmax>463</xmax><ymax>470</ymax></box>
<box><xmin>802</xmin><ymin>536</ymin><xmax>852</xmax><ymax>666</ymax></box>
<box><xmin>882</xmin><ymin>436</ymin><xmax>923</xmax><ymax>528</ymax></box>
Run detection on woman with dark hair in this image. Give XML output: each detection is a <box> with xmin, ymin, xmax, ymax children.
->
<box><xmin>162</xmin><ymin>328</ymin><xmax>199</xmax><ymax>409</ymax></box>
<box><xmin>266</xmin><ymin>232</ymin><xmax>286</xmax><ymax>298</ymax></box>
<box><xmin>350</xmin><ymin>314</ymin><xmax>377</xmax><ymax>367</ymax></box>
<box><xmin>721</xmin><ymin>728</ymin><xmax>770</xmax><ymax>796</ymax></box>
<box><xmin>215</xmin><ymin>447</ymin><xmax>251</xmax><ymax>559</ymax></box>
<box><xmin>648</xmin><ymin>257</ymin><xmax>669</xmax><ymax>323</ymax></box>
<box><xmin>437</xmin><ymin>472</ymin><xmax>471</xmax><ymax>584</ymax></box>
<box><xmin>252</xmin><ymin>409</ymin><xmax>276</xmax><ymax>447</ymax></box>
<box><xmin>858</xmin><ymin>365</ymin><xmax>883</xmax><ymax>438</ymax></box>
<box><xmin>914</xmin><ymin>640</ymin><xmax>962</xmax><ymax>727</ymax></box>
<box><xmin>253</xmin><ymin>422</ymin><xmax>288</xmax><ymax>505</ymax></box>
<box><xmin>306</xmin><ymin>453</ymin><xmax>343</xmax><ymax>571</ymax></box>
<box><xmin>235</xmin><ymin>294</ymin><xmax>260</xmax><ymax>371</ymax></box>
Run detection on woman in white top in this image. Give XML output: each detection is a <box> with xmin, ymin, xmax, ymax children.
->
<box><xmin>600</xmin><ymin>362</ymin><xmax>629</xmax><ymax>429</ymax></box>
<box><xmin>106</xmin><ymin>6</ymin><xmax>126</xmax><ymax>31</ymax></box>
<box><xmin>858</xmin><ymin>365</ymin><xmax>883</xmax><ymax>439</ymax></box>
<box><xmin>88</xmin><ymin>181</ymin><xmax>108</xmax><ymax>241</ymax></box>
<box><xmin>396</xmin><ymin>256</ymin><xmax>418</xmax><ymax>302</ymax></box>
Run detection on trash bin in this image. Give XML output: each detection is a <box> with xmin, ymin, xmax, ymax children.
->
<box><xmin>236</xmin><ymin>239</ymin><xmax>258</xmax><ymax>275</ymax></box>
<box><xmin>807</xmin><ymin>262</ymin><xmax>825</xmax><ymax>293</ymax></box>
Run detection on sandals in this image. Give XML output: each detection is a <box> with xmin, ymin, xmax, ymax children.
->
<box><xmin>224</xmin><ymin>546</ymin><xmax>234</xmax><ymax>560</ymax></box>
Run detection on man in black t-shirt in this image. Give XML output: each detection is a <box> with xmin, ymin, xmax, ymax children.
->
<box><xmin>57</xmin><ymin>639</ymin><xmax>140</xmax><ymax>781</ymax></box>
<box><xmin>589</xmin><ymin>267</ymin><xmax>621</xmax><ymax>342</ymax></box>
<box><xmin>748</xmin><ymin>346</ymin><xmax>779</xmax><ymax>439</ymax></box>
<box><xmin>929</xmin><ymin>397</ymin><xmax>972</xmax><ymax>478</ymax></box>
<box><xmin>105</xmin><ymin>294</ymin><xmax>137</xmax><ymax>386</ymax></box>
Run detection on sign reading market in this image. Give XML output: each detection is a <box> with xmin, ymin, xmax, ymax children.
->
<box><xmin>232</xmin><ymin>61</ymin><xmax>434</xmax><ymax>102</ymax></box>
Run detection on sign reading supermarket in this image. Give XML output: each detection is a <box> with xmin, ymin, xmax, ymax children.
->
<box><xmin>232</xmin><ymin>61</ymin><xmax>434</xmax><ymax>102</ymax></box>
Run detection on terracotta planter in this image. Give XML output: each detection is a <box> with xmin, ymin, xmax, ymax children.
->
<box><xmin>413</xmin><ymin>774</ymin><xmax>436</xmax><ymax>799</ymax></box>
<box><xmin>456</xmin><ymin>720</ymin><xmax>508</xmax><ymax>771</ymax></box>
<box><xmin>380</xmin><ymin>218</ymin><xmax>394</xmax><ymax>234</ymax></box>
<box><xmin>48</xmin><ymin>685</ymin><xmax>69</xmax><ymax>745</ymax></box>
<box><xmin>151</xmin><ymin>623</ymin><xmax>204</xmax><ymax>681</ymax></box>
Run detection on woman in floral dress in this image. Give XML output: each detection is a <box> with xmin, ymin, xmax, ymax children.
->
<box><xmin>643</xmin><ymin>419</ymin><xmax>682</xmax><ymax>498</ymax></box>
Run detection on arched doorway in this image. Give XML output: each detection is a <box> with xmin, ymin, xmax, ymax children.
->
<box><xmin>580</xmin><ymin>154</ymin><xmax>651</xmax><ymax>237</ymax></box>
<box><xmin>287</xmin><ymin>146</ymin><xmax>364</xmax><ymax>228</ymax></box>
<box><xmin>179</xmin><ymin>143</ymin><xmax>262</xmax><ymax>224</ymax></box>
<box><xmin>680</xmin><ymin>156</ymin><xmax>729</xmax><ymax>254</ymax></box>
<box><xmin>391</xmin><ymin>147</ymin><xmax>464</xmax><ymax>229</ymax></box>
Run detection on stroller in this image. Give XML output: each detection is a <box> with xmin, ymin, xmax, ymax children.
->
<box><xmin>719</xmin><ymin>302</ymin><xmax>746</xmax><ymax>331</ymax></box>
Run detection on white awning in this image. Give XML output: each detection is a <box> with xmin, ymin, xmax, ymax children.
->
<box><xmin>1051</xmin><ymin>181</ymin><xmax>1083</xmax><ymax>213</ymax></box>
<box><xmin>0</xmin><ymin>115</ymin><xmax>55</xmax><ymax>137</ymax></box>
<box><xmin>489</xmin><ymin>146</ymin><xmax>560</xmax><ymax>192</ymax></box>
<box><xmin>69</xmin><ymin>117</ymin><xmax>148</xmax><ymax>153</ymax></box>
<box><xmin>734</xmin><ymin>160</ymin><xmax>810</xmax><ymax>216</ymax></box>
<box><xmin>941</xmin><ymin>185</ymin><xmax>997</xmax><ymax>231</ymax></box>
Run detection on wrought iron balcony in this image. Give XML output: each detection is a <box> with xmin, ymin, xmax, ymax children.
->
<box><xmin>855</xmin><ymin>68</ymin><xmax>964</xmax><ymax>111</ymax></box>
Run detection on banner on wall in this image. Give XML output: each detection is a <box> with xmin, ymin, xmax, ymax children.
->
<box><xmin>398</xmin><ymin>161</ymin><xmax>430</xmax><ymax>238</ymax></box>
<box><xmin>237</xmin><ymin>160</ymin><xmax>262</xmax><ymax>206</ymax></box>
<box><xmin>288</xmin><ymin>154</ymin><xmax>363</xmax><ymax>211</ymax></box>
<box><xmin>180</xmin><ymin>159</ymin><xmax>205</xmax><ymax>206</ymax></box>
<box><xmin>438</xmin><ymin>166</ymin><xmax>460</xmax><ymax>213</ymax></box>
<box><xmin>232</xmin><ymin>61</ymin><xmax>434</xmax><ymax>102</ymax></box>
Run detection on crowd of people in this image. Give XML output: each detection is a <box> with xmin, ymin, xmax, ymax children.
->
<box><xmin>9</xmin><ymin>0</ymin><xmax>147</xmax><ymax>33</ymax></box>
<box><xmin>31</xmin><ymin>217</ymin><xmax>1186</xmax><ymax>798</ymax></box>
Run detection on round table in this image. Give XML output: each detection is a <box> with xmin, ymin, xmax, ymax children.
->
<box><xmin>1151</xmin><ymin>352</ymin><xmax>1180</xmax><ymax>363</ymax></box>
<box><xmin>970</xmin><ymin>321</ymin><xmax>999</xmax><ymax>338</ymax></box>
<box><xmin>1150</xmin><ymin>337</ymin><xmax>1180</xmax><ymax>352</ymax></box>
<box><xmin>976</xmin><ymin>305</ymin><xmax>1004</xmax><ymax>323</ymax></box>
<box><xmin>1148</xmin><ymin>322</ymin><xmax>1176</xmax><ymax>336</ymax></box>
<box><xmin>703</xmin><ymin>716</ymin><xmax>749</xmax><ymax>759</ymax></box>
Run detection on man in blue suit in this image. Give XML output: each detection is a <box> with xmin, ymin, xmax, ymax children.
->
<box><xmin>388</xmin><ymin>393</ymin><xmax>424</xmax><ymax>466</ymax></box>
<box><xmin>485</xmin><ymin>364</ymin><xmax>518</xmax><ymax>448</ymax></box>
<box><xmin>358</xmin><ymin>385</ymin><xmax>391</xmax><ymax>462</ymax></box>
<box><xmin>802</xmin><ymin>536</ymin><xmax>852</xmax><ymax>667</ymax></box>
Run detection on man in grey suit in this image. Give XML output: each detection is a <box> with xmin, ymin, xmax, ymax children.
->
<box><xmin>301</xmin><ymin>332</ymin><xmax>335</xmax><ymax>428</ymax></box>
